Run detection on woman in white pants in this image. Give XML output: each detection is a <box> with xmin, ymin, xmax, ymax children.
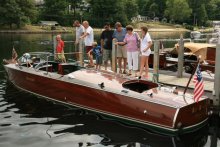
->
<box><xmin>139</xmin><ymin>26</ymin><xmax>153</xmax><ymax>78</ymax></box>
<box><xmin>116</xmin><ymin>25</ymin><xmax>140</xmax><ymax>76</ymax></box>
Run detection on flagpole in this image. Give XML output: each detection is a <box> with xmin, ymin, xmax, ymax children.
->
<box><xmin>182</xmin><ymin>56</ymin><xmax>201</xmax><ymax>103</ymax></box>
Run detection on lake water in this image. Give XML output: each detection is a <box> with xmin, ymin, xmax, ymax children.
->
<box><xmin>0</xmin><ymin>32</ymin><xmax>219</xmax><ymax>147</ymax></box>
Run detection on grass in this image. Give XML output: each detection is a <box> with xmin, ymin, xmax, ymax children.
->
<box><xmin>132</xmin><ymin>21</ymin><xmax>181</xmax><ymax>28</ymax></box>
<box><xmin>0</xmin><ymin>24</ymin><xmax>74</xmax><ymax>32</ymax></box>
<box><xmin>0</xmin><ymin>22</ymin><xmax>189</xmax><ymax>33</ymax></box>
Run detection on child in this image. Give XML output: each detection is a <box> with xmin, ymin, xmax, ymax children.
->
<box><xmin>87</xmin><ymin>42</ymin><xmax>102</xmax><ymax>70</ymax></box>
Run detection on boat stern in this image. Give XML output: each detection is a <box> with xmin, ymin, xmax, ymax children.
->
<box><xmin>174</xmin><ymin>98</ymin><xmax>209</xmax><ymax>133</ymax></box>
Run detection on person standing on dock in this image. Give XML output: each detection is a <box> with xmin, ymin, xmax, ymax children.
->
<box><xmin>56</xmin><ymin>34</ymin><xmax>66</xmax><ymax>63</ymax></box>
<box><xmin>113</xmin><ymin>22</ymin><xmax>127</xmax><ymax>74</ymax></box>
<box><xmin>100</xmin><ymin>22</ymin><xmax>114</xmax><ymax>70</ymax></box>
<box><xmin>73</xmin><ymin>20</ymin><xmax>84</xmax><ymax>62</ymax></box>
<box><xmin>139</xmin><ymin>26</ymin><xmax>152</xmax><ymax>79</ymax></box>
<box><xmin>73</xmin><ymin>20</ymin><xmax>84</xmax><ymax>50</ymax></box>
<box><xmin>80</xmin><ymin>21</ymin><xmax>94</xmax><ymax>67</ymax></box>
<box><xmin>87</xmin><ymin>42</ymin><xmax>102</xmax><ymax>70</ymax></box>
<box><xmin>116</xmin><ymin>25</ymin><xmax>140</xmax><ymax>76</ymax></box>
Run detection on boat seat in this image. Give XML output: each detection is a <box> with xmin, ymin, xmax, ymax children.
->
<box><xmin>37</xmin><ymin>65</ymin><xmax>53</xmax><ymax>72</ymax></box>
<box><xmin>58</xmin><ymin>63</ymin><xmax>81</xmax><ymax>75</ymax></box>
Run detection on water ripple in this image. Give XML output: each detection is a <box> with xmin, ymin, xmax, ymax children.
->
<box><xmin>0</xmin><ymin>76</ymin><xmax>217</xmax><ymax>147</ymax></box>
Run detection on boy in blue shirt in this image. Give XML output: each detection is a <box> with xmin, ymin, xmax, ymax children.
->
<box><xmin>87</xmin><ymin>42</ymin><xmax>102</xmax><ymax>70</ymax></box>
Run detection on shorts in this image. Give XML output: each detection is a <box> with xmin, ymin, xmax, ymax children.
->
<box><xmin>57</xmin><ymin>50</ymin><xmax>66</xmax><ymax>60</ymax></box>
<box><xmin>117</xmin><ymin>45</ymin><xmax>127</xmax><ymax>58</ymax></box>
<box><xmin>86</xmin><ymin>46</ymin><xmax>93</xmax><ymax>54</ymax></box>
<box><xmin>103</xmin><ymin>49</ymin><xmax>112</xmax><ymax>62</ymax></box>
<box><xmin>96</xmin><ymin>56</ymin><xmax>102</xmax><ymax>65</ymax></box>
<box><xmin>141</xmin><ymin>49</ymin><xmax>151</xmax><ymax>56</ymax></box>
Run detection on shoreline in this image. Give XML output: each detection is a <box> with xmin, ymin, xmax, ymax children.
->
<box><xmin>0</xmin><ymin>28</ymin><xmax>189</xmax><ymax>34</ymax></box>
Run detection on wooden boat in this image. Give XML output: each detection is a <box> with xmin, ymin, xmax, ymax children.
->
<box><xmin>3</xmin><ymin>52</ymin><xmax>209</xmax><ymax>135</ymax></box>
<box><xmin>165</xmin><ymin>42</ymin><xmax>216</xmax><ymax>73</ymax></box>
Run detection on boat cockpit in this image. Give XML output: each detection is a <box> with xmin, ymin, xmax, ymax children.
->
<box><xmin>122</xmin><ymin>80</ymin><xmax>158</xmax><ymax>93</ymax></box>
<box><xmin>18</xmin><ymin>52</ymin><xmax>83</xmax><ymax>75</ymax></box>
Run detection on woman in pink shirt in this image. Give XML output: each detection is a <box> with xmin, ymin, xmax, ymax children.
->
<box><xmin>117</xmin><ymin>25</ymin><xmax>140</xmax><ymax>76</ymax></box>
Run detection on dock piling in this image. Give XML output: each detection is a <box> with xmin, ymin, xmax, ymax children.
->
<box><xmin>177</xmin><ymin>34</ymin><xmax>184</xmax><ymax>78</ymax></box>
<box><xmin>79</xmin><ymin>39</ymin><xmax>84</xmax><ymax>66</ymax></box>
<box><xmin>213</xmin><ymin>35</ymin><xmax>220</xmax><ymax>106</ymax></box>
<box><xmin>112</xmin><ymin>39</ymin><xmax>117</xmax><ymax>72</ymax></box>
<box><xmin>153</xmin><ymin>40</ymin><xmax>160</xmax><ymax>83</ymax></box>
<box><xmin>53</xmin><ymin>35</ymin><xmax>57</xmax><ymax>59</ymax></box>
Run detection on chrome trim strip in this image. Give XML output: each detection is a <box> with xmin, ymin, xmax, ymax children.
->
<box><xmin>172</xmin><ymin>108</ymin><xmax>180</xmax><ymax>128</ymax></box>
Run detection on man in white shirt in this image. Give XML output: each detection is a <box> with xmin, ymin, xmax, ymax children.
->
<box><xmin>73</xmin><ymin>20</ymin><xmax>84</xmax><ymax>45</ymax></box>
<box><xmin>80</xmin><ymin>21</ymin><xmax>94</xmax><ymax>67</ymax></box>
<box><xmin>73</xmin><ymin>20</ymin><xmax>84</xmax><ymax>62</ymax></box>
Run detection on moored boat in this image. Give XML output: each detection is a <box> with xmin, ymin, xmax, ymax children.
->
<box><xmin>3</xmin><ymin>52</ymin><xmax>209</xmax><ymax>135</ymax></box>
<box><xmin>165</xmin><ymin>42</ymin><xmax>216</xmax><ymax>74</ymax></box>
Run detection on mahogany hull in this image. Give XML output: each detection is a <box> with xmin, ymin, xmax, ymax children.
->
<box><xmin>4</xmin><ymin>65</ymin><xmax>209</xmax><ymax>134</ymax></box>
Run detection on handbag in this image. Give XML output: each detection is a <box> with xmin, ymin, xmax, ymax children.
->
<box><xmin>134</xmin><ymin>32</ymin><xmax>140</xmax><ymax>48</ymax></box>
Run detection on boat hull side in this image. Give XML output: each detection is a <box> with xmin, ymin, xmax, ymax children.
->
<box><xmin>4</xmin><ymin>65</ymin><xmax>208</xmax><ymax>134</ymax></box>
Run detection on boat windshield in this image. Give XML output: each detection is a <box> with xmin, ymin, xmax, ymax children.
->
<box><xmin>122</xmin><ymin>80</ymin><xmax>158</xmax><ymax>93</ymax></box>
<box><xmin>17</xmin><ymin>52</ymin><xmax>51</xmax><ymax>64</ymax></box>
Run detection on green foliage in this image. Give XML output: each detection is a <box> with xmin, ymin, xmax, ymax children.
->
<box><xmin>1</xmin><ymin>0</ymin><xmax>220</xmax><ymax>28</ymax></box>
<box><xmin>0</xmin><ymin>0</ymin><xmax>37</xmax><ymax>28</ymax></box>
<box><xmin>137</xmin><ymin>0</ymin><xmax>166</xmax><ymax>18</ymax></box>
<box><xmin>206</xmin><ymin>0</ymin><xmax>217</xmax><ymax>20</ymax></box>
<box><xmin>165</xmin><ymin>0</ymin><xmax>192</xmax><ymax>23</ymax></box>
<box><xmin>41</xmin><ymin>0</ymin><xmax>68</xmax><ymax>25</ymax></box>
<box><xmin>85</xmin><ymin>0</ymin><xmax>133</xmax><ymax>27</ymax></box>
<box><xmin>124</xmin><ymin>0</ymin><xmax>138</xmax><ymax>21</ymax></box>
<box><xmin>197</xmin><ymin>4</ymin><xmax>208</xmax><ymax>26</ymax></box>
<box><xmin>136</xmin><ymin>0</ymin><xmax>149</xmax><ymax>15</ymax></box>
<box><xmin>185</xmin><ymin>25</ymin><xmax>194</xmax><ymax>30</ymax></box>
<box><xmin>149</xmin><ymin>3</ymin><xmax>159</xmax><ymax>17</ymax></box>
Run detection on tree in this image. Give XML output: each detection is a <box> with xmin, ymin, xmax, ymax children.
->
<box><xmin>153</xmin><ymin>0</ymin><xmax>166</xmax><ymax>18</ymax></box>
<box><xmin>136</xmin><ymin>0</ymin><xmax>149</xmax><ymax>15</ymax></box>
<box><xmin>42</xmin><ymin>0</ymin><xmax>68</xmax><ymax>25</ymax></box>
<box><xmin>137</xmin><ymin>0</ymin><xmax>166</xmax><ymax>18</ymax></box>
<box><xmin>0</xmin><ymin>0</ymin><xmax>37</xmax><ymax>28</ymax></box>
<box><xmin>87</xmin><ymin>0</ymin><xmax>129</xmax><ymax>27</ymax></box>
<box><xmin>0</xmin><ymin>0</ymin><xmax>21</xmax><ymax>28</ymax></box>
<box><xmin>197</xmin><ymin>4</ymin><xmax>208</xmax><ymax>26</ymax></box>
<box><xmin>206</xmin><ymin>0</ymin><xmax>220</xmax><ymax>20</ymax></box>
<box><xmin>124</xmin><ymin>0</ymin><xmax>138</xmax><ymax>21</ymax></box>
<box><xmin>206</xmin><ymin>0</ymin><xmax>217</xmax><ymax>20</ymax></box>
<box><xmin>165</xmin><ymin>0</ymin><xmax>192</xmax><ymax>23</ymax></box>
<box><xmin>16</xmin><ymin>0</ymin><xmax>38</xmax><ymax>27</ymax></box>
<box><xmin>187</xmin><ymin>0</ymin><xmax>210</xmax><ymax>26</ymax></box>
<box><xmin>149</xmin><ymin>3</ymin><xmax>159</xmax><ymax>17</ymax></box>
<box><xmin>67</xmin><ymin>0</ymin><xmax>83</xmax><ymax>17</ymax></box>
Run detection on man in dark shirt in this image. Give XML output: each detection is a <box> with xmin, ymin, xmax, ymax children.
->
<box><xmin>100</xmin><ymin>22</ymin><xmax>114</xmax><ymax>70</ymax></box>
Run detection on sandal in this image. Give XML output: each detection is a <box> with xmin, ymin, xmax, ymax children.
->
<box><xmin>86</xmin><ymin>64</ymin><xmax>94</xmax><ymax>68</ymax></box>
<box><xmin>119</xmin><ymin>70</ymin><xmax>122</xmax><ymax>74</ymax></box>
<box><xmin>123</xmin><ymin>70</ymin><xmax>127</xmax><ymax>74</ymax></box>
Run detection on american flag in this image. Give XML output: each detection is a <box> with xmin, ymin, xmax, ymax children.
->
<box><xmin>193</xmin><ymin>65</ymin><xmax>204</xmax><ymax>102</ymax></box>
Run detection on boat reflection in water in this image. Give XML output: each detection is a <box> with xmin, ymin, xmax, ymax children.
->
<box><xmin>1</xmin><ymin>82</ymin><xmax>209</xmax><ymax>147</ymax></box>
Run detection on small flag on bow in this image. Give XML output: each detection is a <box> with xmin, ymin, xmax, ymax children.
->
<box><xmin>193</xmin><ymin>65</ymin><xmax>204</xmax><ymax>102</ymax></box>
